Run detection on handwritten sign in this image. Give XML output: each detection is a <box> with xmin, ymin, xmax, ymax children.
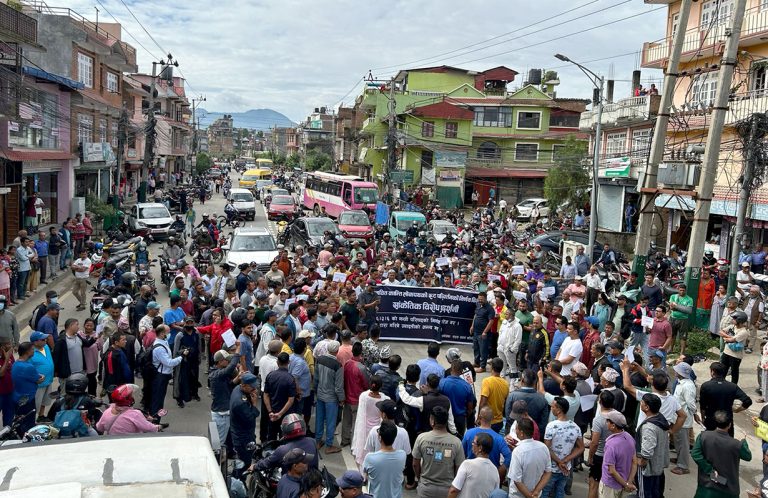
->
<box><xmin>284</xmin><ymin>298</ymin><xmax>296</xmax><ymax>307</ymax></box>
<box><xmin>436</xmin><ymin>257</ymin><xmax>450</xmax><ymax>267</ymax></box>
<box><xmin>641</xmin><ymin>316</ymin><xmax>654</xmax><ymax>328</ymax></box>
<box><xmin>541</xmin><ymin>286</ymin><xmax>556</xmax><ymax>296</ymax></box>
<box><xmin>333</xmin><ymin>272</ymin><xmax>347</xmax><ymax>283</ymax></box>
<box><xmin>512</xmin><ymin>265</ymin><xmax>525</xmax><ymax>275</ymax></box>
<box><xmin>512</xmin><ymin>290</ymin><xmax>527</xmax><ymax>300</ymax></box>
<box><xmin>222</xmin><ymin>329</ymin><xmax>236</xmax><ymax>348</ymax></box>
<box><xmin>488</xmin><ymin>274</ymin><xmax>502</xmax><ymax>283</ymax></box>
<box><xmin>756</xmin><ymin>418</ymin><xmax>768</xmax><ymax>442</ymax></box>
<box><xmin>297</xmin><ymin>294</ymin><xmax>308</xmax><ymax>302</ymax></box>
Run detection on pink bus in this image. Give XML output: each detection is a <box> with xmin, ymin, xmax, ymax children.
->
<box><xmin>301</xmin><ymin>172</ymin><xmax>378</xmax><ymax>218</ymax></box>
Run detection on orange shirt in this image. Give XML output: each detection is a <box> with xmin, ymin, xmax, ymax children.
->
<box><xmin>697</xmin><ymin>277</ymin><xmax>716</xmax><ymax>310</ymax></box>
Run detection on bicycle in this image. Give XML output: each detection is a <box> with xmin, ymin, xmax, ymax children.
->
<box><xmin>217</xmin><ymin>213</ymin><xmax>245</xmax><ymax>230</ymax></box>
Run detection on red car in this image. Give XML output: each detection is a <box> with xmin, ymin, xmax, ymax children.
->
<box><xmin>268</xmin><ymin>195</ymin><xmax>297</xmax><ymax>221</ymax></box>
<box><xmin>337</xmin><ymin>210</ymin><xmax>373</xmax><ymax>240</ymax></box>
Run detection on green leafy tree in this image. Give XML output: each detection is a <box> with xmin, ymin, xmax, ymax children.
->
<box><xmin>305</xmin><ymin>150</ymin><xmax>332</xmax><ymax>171</ymax></box>
<box><xmin>286</xmin><ymin>153</ymin><xmax>301</xmax><ymax>169</ymax></box>
<box><xmin>543</xmin><ymin>136</ymin><xmax>590</xmax><ymax>213</ymax></box>
<box><xmin>196</xmin><ymin>152</ymin><xmax>212</xmax><ymax>175</ymax></box>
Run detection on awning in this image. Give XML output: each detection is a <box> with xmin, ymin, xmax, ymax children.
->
<box><xmin>465</xmin><ymin>167</ymin><xmax>546</xmax><ymax>178</ymax></box>
<box><xmin>22</xmin><ymin>66</ymin><xmax>84</xmax><ymax>91</ymax></box>
<box><xmin>0</xmin><ymin>149</ymin><xmax>73</xmax><ymax>161</ymax></box>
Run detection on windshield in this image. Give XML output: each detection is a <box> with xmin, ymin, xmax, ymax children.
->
<box><xmin>339</xmin><ymin>212</ymin><xmax>370</xmax><ymax>226</ymax></box>
<box><xmin>241</xmin><ymin>175</ymin><xmax>258</xmax><ymax>181</ymax></box>
<box><xmin>433</xmin><ymin>224</ymin><xmax>457</xmax><ymax>234</ymax></box>
<box><xmin>354</xmin><ymin>187</ymin><xmax>378</xmax><ymax>204</ymax></box>
<box><xmin>272</xmin><ymin>189</ymin><xmax>289</xmax><ymax>196</ymax></box>
<box><xmin>232</xmin><ymin>193</ymin><xmax>253</xmax><ymax>202</ymax></box>
<box><xmin>271</xmin><ymin>196</ymin><xmax>294</xmax><ymax>205</ymax></box>
<box><xmin>231</xmin><ymin>234</ymin><xmax>277</xmax><ymax>252</ymax></box>
<box><xmin>518</xmin><ymin>200</ymin><xmax>536</xmax><ymax>207</ymax></box>
<box><xmin>139</xmin><ymin>206</ymin><xmax>170</xmax><ymax>219</ymax></box>
<box><xmin>307</xmin><ymin>219</ymin><xmax>338</xmax><ymax>236</ymax></box>
<box><xmin>396</xmin><ymin>217</ymin><xmax>425</xmax><ymax>230</ymax></box>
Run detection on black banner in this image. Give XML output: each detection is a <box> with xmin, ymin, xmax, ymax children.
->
<box><xmin>375</xmin><ymin>285</ymin><xmax>477</xmax><ymax>343</ymax></box>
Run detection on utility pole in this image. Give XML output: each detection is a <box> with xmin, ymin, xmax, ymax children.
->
<box><xmin>141</xmin><ymin>61</ymin><xmax>159</xmax><ymax>203</ymax></box>
<box><xmin>113</xmin><ymin>108</ymin><xmax>127</xmax><ymax>209</ymax></box>
<box><xmin>588</xmin><ymin>76</ymin><xmax>604</xmax><ymax>265</ymax></box>
<box><xmin>684</xmin><ymin>0</ymin><xmax>747</xmax><ymax>313</ymax></box>
<box><xmin>633</xmin><ymin>0</ymin><xmax>693</xmax><ymax>279</ymax></box>
<box><xmin>727</xmin><ymin>113</ymin><xmax>759</xmax><ymax>295</ymax></box>
<box><xmin>385</xmin><ymin>78</ymin><xmax>396</xmax><ymax>204</ymax></box>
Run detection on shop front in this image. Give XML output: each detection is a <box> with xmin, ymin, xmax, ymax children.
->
<box><xmin>75</xmin><ymin>142</ymin><xmax>116</xmax><ymax>202</ymax></box>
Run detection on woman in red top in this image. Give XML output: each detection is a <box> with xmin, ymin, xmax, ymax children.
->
<box><xmin>196</xmin><ymin>308</ymin><xmax>233</xmax><ymax>363</ymax></box>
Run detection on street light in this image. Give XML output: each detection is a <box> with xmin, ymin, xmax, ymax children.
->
<box><xmin>554</xmin><ymin>53</ymin><xmax>604</xmax><ymax>264</ymax></box>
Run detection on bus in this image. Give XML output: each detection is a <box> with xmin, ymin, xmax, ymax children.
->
<box><xmin>302</xmin><ymin>171</ymin><xmax>378</xmax><ymax>218</ymax></box>
<box><xmin>239</xmin><ymin>168</ymin><xmax>272</xmax><ymax>188</ymax></box>
<box><xmin>255</xmin><ymin>158</ymin><xmax>274</xmax><ymax>169</ymax></box>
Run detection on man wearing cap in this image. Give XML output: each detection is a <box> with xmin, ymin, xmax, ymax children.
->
<box><xmin>599</xmin><ymin>411</ymin><xmax>637</xmax><ymax>497</ymax></box>
<box><xmin>740</xmin><ymin>284</ymin><xmax>764</xmax><ymax>354</ymax></box>
<box><xmin>209</xmin><ymin>349</ymin><xmax>242</xmax><ymax>445</ymax></box>
<box><xmin>28</xmin><ymin>330</ymin><xmax>54</xmax><ymax>419</ymax></box>
<box><xmin>336</xmin><ymin>470</ymin><xmax>372</xmax><ymax>498</ymax></box>
<box><xmin>230</xmin><ymin>372</ymin><xmax>261</xmax><ymax>472</ymax></box>
<box><xmin>365</xmin><ymin>399</ymin><xmax>411</xmax><ymax>454</ymax></box>
<box><xmin>737</xmin><ymin>261</ymin><xmax>755</xmax><ymax>294</ymax></box>
<box><xmin>275</xmin><ymin>448</ymin><xmax>313</xmax><ymax>498</ymax></box>
<box><xmin>314</xmin><ymin>340</ymin><xmax>344</xmax><ymax>453</ymax></box>
<box><xmin>671</xmin><ymin>361</ymin><xmax>696</xmax><ymax>476</ymax></box>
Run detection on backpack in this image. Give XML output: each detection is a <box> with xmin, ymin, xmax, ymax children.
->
<box><xmin>138</xmin><ymin>344</ymin><xmax>163</xmax><ymax>378</ymax></box>
<box><xmin>53</xmin><ymin>396</ymin><xmax>89</xmax><ymax>437</ymax></box>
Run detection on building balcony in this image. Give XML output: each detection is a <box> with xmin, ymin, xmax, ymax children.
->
<box><xmin>0</xmin><ymin>2</ymin><xmax>37</xmax><ymax>44</ymax></box>
<box><xmin>579</xmin><ymin>94</ymin><xmax>661</xmax><ymax>129</ymax></box>
<box><xmin>466</xmin><ymin>157</ymin><xmax>503</xmax><ymax>169</ymax></box>
<box><xmin>642</xmin><ymin>6</ymin><xmax>768</xmax><ymax>69</ymax></box>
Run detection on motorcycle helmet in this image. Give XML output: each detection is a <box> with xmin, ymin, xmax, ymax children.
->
<box><xmin>280</xmin><ymin>413</ymin><xmax>307</xmax><ymax>439</ymax></box>
<box><xmin>168</xmin><ymin>237</ymin><xmax>176</xmax><ymax>244</ymax></box>
<box><xmin>116</xmin><ymin>294</ymin><xmax>133</xmax><ymax>307</ymax></box>
<box><xmin>23</xmin><ymin>424</ymin><xmax>59</xmax><ymax>443</ymax></box>
<box><xmin>105</xmin><ymin>261</ymin><xmax>117</xmax><ymax>273</ymax></box>
<box><xmin>178</xmin><ymin>259</ymin><xmax>187</xmax><ymax>268</ymax></box>
<box><xmin>111</xmin><ymin>384</ymin><xmax>138</xmax><ymax>407</ymax></box>
<box><xmin>730</xmin><ymin>310</ymin><xmax>748</xmax><ymax>324</ymax></box>
<box><xmin>230</xmin><ymin>307</ymin><xmax>248</xmax><ymax>327</ymax></box>
<box><xmin>670</xmin><ymin>244</ymin><xmax>679</xmax><ymax>253</ymax></box>
<box><xmin>202</xmin><ymin>213</ymin><xmax>208</xmax><ymax>218</ymax></box>
<box><xmin>65</xmin><ymin>373</ymin><xmax>88</xmax><ymax>395</ymax></box>
<box><xmin>120</xmin><ymin>272</ymin><xmax>137</xmax><ymax>286</ymax></box>
<box><xmin>94</xmin><ymin>242</ymin><xmax>103</xmax><ymax>251</ymax></box>
<box><xmin>445</xmin><ymin>347</ymin><xmax>462</xmax><ymax>363</ymax></box>
<box><xmin>704</xmin><ymin>250</ymin><xmax>714</xmax><ymax>258</ymax></box>
<box><xmin>649</xmin><ymin>242</ymin><xmax>657</xmax><ymax>250</ymax></box>
<box><xmin>139</xmin><ymin>242</ymin><xmax>147</xmax><ymax>251</ymax></box>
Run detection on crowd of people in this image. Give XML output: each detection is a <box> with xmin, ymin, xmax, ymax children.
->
<box><xmin>0</xmin><ymin>170</ymin><xmax>766</xmax><ymax>498</ymax></box>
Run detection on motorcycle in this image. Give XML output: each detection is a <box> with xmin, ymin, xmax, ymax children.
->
<box><xmin>159</xmin><ymin>256</ymin><xmax>179</xmax><ymax>287</ymax></box>
<box><xmin>90</xmin><ymin>286</ymin><xmax>112</xmax><ymax>319</ymax></box>
<box><xmin>135</xmin><ymin>260</ymin><xmax>157</xmax><ymax>293</ymax></box>
<box><xmin>194</xmin><ymin>245</ymin><xmax>214</xmax><ymax>270</ymax></box>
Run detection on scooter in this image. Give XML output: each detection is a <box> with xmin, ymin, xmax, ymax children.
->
<box><xmin>159</xmin><ymin>256</ymin><xmax>179</xmax><ymax>287</ymax></box>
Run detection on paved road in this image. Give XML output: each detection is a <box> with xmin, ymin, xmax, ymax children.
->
<box><xmin>14</xmin><ymin>173</ymin><xmax>766</xmax><ymax>497</ymax></box>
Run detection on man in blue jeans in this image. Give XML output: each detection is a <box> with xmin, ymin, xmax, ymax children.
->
<box><xmin>470</xmin><ymin>292</ymin><xmax>495</xmax><ymax>372</ymax></box>
<box><xmin>541</xmin><ymin>397</ymin><xmax>584</xmax><ymax>498</ymax></box>
<box><xmin>313</xmin><ymin>340</ymin><xmax>344</xmax><ymax>453</ymax></box>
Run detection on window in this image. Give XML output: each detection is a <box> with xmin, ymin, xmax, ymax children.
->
<box><xmin>671</xmin><ymin>12</ymin><xmax>680</xmax><ymax>37</ymax></box>
<box><xmin>111</xmin><ymin>121</ymin><xmax>118</xmax><ymax>148</ymax></box>
<box><xmin>8</xmin><ymin>90</ymin><xmax>59</xmax><ymax>149</ymax></box>
<box><xmin>515</xmin><ymin>143</ymin><xmax>539</xmax><ymax>162</ymax></box>
<box><xmin>700</xmin><ymin>0</ymin><xmax>734</xmax><ymax>29</ymax></box>
<box><xmin>762</xmin><ymin>0</ymin><xmax>768</xmax><ymax>11</ymax></box>
<box><xmin>445</xmin><ymin>122</ymin><xmax>458</xmax><ymax>139</ymax></box>
<box><xmin>99</xmin><ymin>118</ymin><xmax>107</xmax><ymax>143</ymax></box>
<box><xmin>473</xmin><ymin>106</ymin><xmax>512</xmax><ymax>127</ymax></box>
<box><xmin>631</xmin><ymin>129</ymin><xmax>652</xmax><ymax>160</ymax></box>
<box><xmin>106</xmin><ymin>72</ymin><xmax>118</xmax><ymax>93</ymax></box>
<box><xmin>517</xmin><ymin>111</ymin><xmax>541</xmax><ymax>129</ymax></box>
<box><xmin>692</xmin><ymin>73</ymin><xmax>717</xmax><ymax>105</ymax></box>
<box><xmin>77</xmin><ymin>114</ymin><xmax>93</xmax><ymax>145</ymax></box>
<box><xmin>549</xmin><ymin>113</ymin><xmax>580</xmax><ymax>128</ymax></box>
<box><xmin>421</xmin><ymin>150</ymin><xmax>434</xmax><ymax>168</ymax></box>
<box><xmin>77</xmin><ymin>53</ymin><xmax>93</xmax><ymax>88</ymax></box>
<box><xmin>752</xmin><ymin>62</ymin><xmax>768</xmax><ymax>96</ymax></box>
<box><xmin>605</xmin><ymin>132</ymin><xmax>627</xmax><ymax>157</ymax></box>
<box><xmin>552</xmin><ymin>144</ymin><xmax>568</xmax><ymax>162</ymax></box>
<box><xmin>421</xmin><ymin>121</ymin><xmax>434</xmax><ymax>137</ymax></box>
<box><xmin>477</xmin><ymin>141</ymin><xmax>501</xmax><ymax>160</ymax></box>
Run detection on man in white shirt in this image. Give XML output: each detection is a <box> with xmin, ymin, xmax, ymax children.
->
<box><xmin>72</xmin><ymin>248</ymin><xmax>91</xmax><ymax>311</ymax></box>
<box><xmin>737</xmin><ymin>262</ymin><xmax>754</xmax><ymax>294</ymax></box>
<box><xmin>585</xmin><ymin>265</ymin><xmax>603</xmax><ymax>311</ymax></box>
<box><xmin>364</xmin><ymin>400</ymin><xmax>412</xmax><ymax>454</ymax></box>
<box><xmin>556</xmin><ymin>321</ymin><xmax>583</xmax><ymax>376</ymax></box>
<box><xmin>490</xmin><ymin>418</ymin><xmax>551</xmax><ymax>498</ymax></box>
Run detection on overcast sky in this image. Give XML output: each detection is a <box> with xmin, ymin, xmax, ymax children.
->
<box><xmin>68</xmin><ymin>0</ymin><xmax>668</xmax><ymax>122</ymax></box>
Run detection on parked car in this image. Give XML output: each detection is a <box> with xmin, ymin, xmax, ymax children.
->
<box><xmin>228</xmin><ymin>188</ymin><xmax>256</xmax><ymax>220</ymax></box>
<box><xmin>225</xmin><ymin>227</ymin><xmax>279</xmax><ymax>273</ymax></box>
<box><xmin>337</xmin><ymin>210</ymin><xmax>374</xmax><ymax>242</ymax></box>
<box><xmin>267</xmin><ymin>195</ymin><xmax>298</xmax><ymax>221</ymax></box>
<box><xmin>288</xmin><ymin>216</ymin><xmax>347</xmax><ymax>251</ymax></box>
<box><xmin>427</xmin><ymin>219</ymin><xmax>458</xmax><ymax>242</ymax></box>
<box><xmin>127</xmin><ymin>203</ymin><xmax>173</xmax><ymax>239</ymax></box>
<box><xmin>388</xmin><ymin>211</ymin><xmax>427</xmax><ymax>244</ymax></box>
<box><xmin>531</xmin><ymin>230</ymin><xmax>602</xmax><ymax>261</ymax></box>
<box><xmin>516</xmin><ymin>198</ymin><xmax>550</xmax><ymax>219</ymax></box>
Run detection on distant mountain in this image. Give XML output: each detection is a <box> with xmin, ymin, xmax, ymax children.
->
<box><xmin>197</xmin><ymin>108</ymin><xmax>296</xmax><ymax>131</ymax></box>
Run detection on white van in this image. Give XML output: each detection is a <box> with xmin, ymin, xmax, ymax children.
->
<box><xmin>228</xmin><ymin>188</ymin><xmax>256</xmax><ymax>220</ymax></box>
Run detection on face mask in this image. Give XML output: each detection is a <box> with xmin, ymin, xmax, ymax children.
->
<box><xmin>0</xmin><ymin>303</ymin><xmax>5</xmax><ymax>311</ymax></box>
<box><xmin>50</xmin><ymin>297</ymin><xmax>57</xmax><ymax>304</ymax></box>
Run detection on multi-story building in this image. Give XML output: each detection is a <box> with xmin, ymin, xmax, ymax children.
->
<box><xmin>272</xmin><ymin>126</ymin><xmax>300</xmax><ymax>156</ymax></box>
<box><xmin>640</xmin><ymin>0</ymin><xmax>768</xmax><ymax>253</ymax></box>
<box><xmin>121</xmin><ymin>74</ymin><xmax>148</xmax><ymax>198</ymax></box>
<box><xmin>207</xmin><ymin>114</ymin><xmax>234</xmax><ymax>158</ymax></box>
<box><xmin>334</xmin><ymin>106</ymin><xmax>363</xmax><ymax>173</ymax></box>
<box><xmin>355</xmin><ymin>65</ymin><xmax>588</xmax><ymax>208</ymax></box>
<box><xmin>299</xmin><ymin>107</ymin><xmax>333</xmax><ymax>157</ymax></box>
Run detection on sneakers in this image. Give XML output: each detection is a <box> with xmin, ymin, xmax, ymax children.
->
<box><xmin>670</xmin><ymin>467</ymin><xmax>690</xmax><ymax>475</ymax></box>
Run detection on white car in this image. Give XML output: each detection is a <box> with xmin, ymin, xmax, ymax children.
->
<box><xmin>228</xmin><ymin>188</ymin><xmax>256</xmax><ymax>220</ymax></box>
<box><xmin>127</xmin><ymin>202</ymin><xmax>173</xmax><ymax>238</ymax></box>
<box><xmin>225</xmin><ymin>227</ymin><xmax>278</xmax><ymax>273</ymax></box>
<box><xmin>427</xmin><ymin>219</ymin><xmax>458</xmax><ymax>242</ymax></box>
<box><xmin>515</xmin><ymin>198</ymin><xmax>550</xmax><ymax>219</ymax></box>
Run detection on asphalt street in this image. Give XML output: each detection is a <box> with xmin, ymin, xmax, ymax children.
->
<box><xmin>12</xmin><ymin>173</ymin><xmax>766</xmax><ymax>497</ymax></box>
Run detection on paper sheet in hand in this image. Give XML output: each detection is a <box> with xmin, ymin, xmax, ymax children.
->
<box><xmin>586</xmin><ymin>377</ymin><xmax>596</xmax><ymax>392</ymax></box>
<box><xmin>512</xmin><ymin>265</ymin><xmax>525</xmax><ymax>275</ymax></box>
<box><xmin>222</xmin><ymin>329</ymin><xmax>237</xmax><ymax>348</ymax></box>
<box><xmin>316</xmin><ymin>267</ymin><xmax>327</xmax><ymax>278</ymax></box>
<box><xmin>641</xmin><ymin>316</ymin><xmax>654</xmax><ymax>328</ymax></box>
<box><xmin>488</xmin><ymin>274</ymin><xmax>501</xmax><ymax>282</ymax></box>
<box><xmin>580</xmin><ymin>394</ymin><xmax>598</xmax><ymax>412</ymax></box>
<box><xmin>284</xmin><ymin>298</ymin><xmax>295</xmax><ymax>307</ymax></box>
<box><xmin>541</xmin><ymin>286</ymin><xmax>556</xmax><ymax>296</ymax></box>
<box><xmin>623</xmin><ymin>346</ymin><xmax>635</xmax><ymax>363</ymax></box>
<box><xmin>756</xmin><ymin>418</ymin><xmax>768</xmax><ymax>442</ymax></box>
<box><xmin>436</xmin><ymin>257</ymin><xmax>450</xmax><ymax>267</ymax></box>
<box><xmin>332</xmin><ymin>272</ymin><xmax>347</xmax><ymax>283</ymax></box>
<box><xmin>512</xmin><ymin>290</ymin><xmax>527</xmax><ymax>300</ymax></box>
<box><xmin>297</xmin><ymin>294</ymin><xmax>308</xmax><ymax>302</ymax></box>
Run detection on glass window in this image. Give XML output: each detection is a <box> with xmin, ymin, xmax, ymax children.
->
<box><xmin>445</xmin><ymin>122</ymin><xmax>458</xmax><ymax>138</ymax></box>
<box><xmin>271</xmin><ymin>196</ymin><xmax>294</xmax><ymax>205</ymax></box>
<box><xmin>138</xmin><ymin>206</ymin><xmax>170</xmax><ymax>219</ymax></box>
<box><xmin>339</xmin><ymin>211</ymin><xmax>371</xmax><ymax>225</ymax></box>
<box><xmin>353</xmin><ymin>187</ymin><xmax>377</xmax><ymax>204</ymax></box>
<box><xmin>517</xmin><ymin>111</ymin><xmax>541</xmax><ymax>129</ymax></box>
<box><xmin>9</xmin><ymin>90</ymin><xmax>59</xmax><ymax>149</ymax></box>
<box><xmin>552</xmin><ymin>144</ymin><xmax>568</xmax><ymax>162</ymax></box>
<box><xmin>231</xmin><ymin>192</ymin><xmax>253</xmax><ymax>202</ymax></box>
<box><xmin>111</xmin><ymin>121</ymin><xmax>118</xmax><ymax>148</ymax></box>
<box><xmin>605</xmin><ymin>132</ymin><xmax>627</xmax><ymax>157</ymax></box>
<box><xmin>78</xmin><ymin>114</ymin><xmax>93</xmax><ymax>145</ymax></box>
<box><xmin>692</xmin><ymin>74</ymin><xmax>717</xmax><ymax>105</ymax></box>
<box><xmin>77</xmin><ymin>53</ymin><xmax>93</xmax><ymax>88</ymax></box>
<box><xmin>306</xmin><ymin>219</ymin><xmax>337</xmax><ymax>236</ymax></box>
<box><xmin>99</xmin><ymin>118</ymin><xmax>107</xmax><ymax>143</ymax></box>
<box><xmin>421</xmin><ymin>121</ymin><xmax>434</xmax><ymax>137</ymax></box>
<box><xmin>631</xmin><ymin>129</ymin><xmax>652</xmax><ymax>159</ymax></box>
<box><xmin>700</xmin><ymin>0</ymin><xmax>733</xmax><ymax>29</ymax></box>
<box><xmin>549</xmin><ymin>113</ymin><xmax>580</xmax><ymax>128</ymax></box>
<box><xmin>515</xmin><ymin>143</ymin><xmax>539</xmax><ymax>162</ymax></box>
<box><xmin>231</xmin><ymin>234</ymin><xmax>276</xmax><ymax>252</ymax></box>
<box><xmin>474</xmin><ymin>106</ymin><xmax>511</xmax><ymax>127</ymax></box>
<box><xmin>477</xmin><ymin>141</ymin><xmax>501</xmax><ymax>159</ymax></box>
<box><xmin>106</xmin><ymin>72</ymin><xmax>119</xmax><ymax>93</ymax></box>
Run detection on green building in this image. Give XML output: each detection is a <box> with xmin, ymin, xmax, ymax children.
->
<box><xmin>354</xmin><ymin>65</ymin><xmax>588</xmax><ymax>208</ymax></box>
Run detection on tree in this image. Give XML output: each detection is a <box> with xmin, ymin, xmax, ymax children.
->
<box><xmin>305</xmin><ymin>150</ymin><xmax>332</xmax><ymax>172</ymax></box>
<box><xmin>286</xmin><ymin>153</ymin><xmax>301</xmax><ymax>169</ymax></box>
<box><xmin>543</xmin><ymin>136</ymin><xmax>590</xmax><ymax>213</ymax></box>
<box><xmin>196</xmin><ymin>152</ymin><xmax>212</xmax><ymax>175</ymax></box>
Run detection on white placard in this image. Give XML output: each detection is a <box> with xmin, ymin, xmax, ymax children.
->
<box><xmin>512</xmin><ymin>290</ymin><xmax>527</xmax><ymax>300</ymax></box>
<box><xmin>297</xmin><ymin>294</ymin><xmax>308</xmax><ymax>302</ymax></box>
<box><xmin>284</xmin><ymin>298</ymin><xmax>296</xmax><ymax>307</ymax></box>
<box><xmin>333</xmin><ymin>272</ymin><xmax>347</xmax><ymax>283</ymax></box>
<box><xmin>580</xmin><ymin>394</ymin><xmax>598</xmax><ymax>412</ymax></box>
<box><xmin>586</xmin><ymin>377</ymin><xmax>596</xmax><ymax>392</ymax></box>
<box><xmin>316</xmin><ymin>267</ymin><xmax>327</xmax><ymax>278</ymax></box>
<box><xmin>317</xmin><ymin>280</ymin><xmax>325</xmax><ymax>290</ymax></box>
<box><xmin>512</xmin><ymin>265</ymin><xmax>525</xmax><ymax>275</ymax></box>
<box><xmin>541</xmin><ymin>286</ymin><xmax>556</xmax><ymax>296</ymax></box>
<box><xmin>222</xmin><ymin>329</ymin><xmax>236</xmax><ymax>348</ymax></box>
<box><xmin>488</xmin><ymin>274</ymin><xmax>502</xmax><ymax>282</ymax></box>
<box><xmin>624</xmin><ymin>346</ymin><xmax>635</xmax><ymax>364</ymax></box>
<box><xmin>641</xmin><ymin>316</ymin><xmax>654</xmax><ymax>328</ymax></box>
<box><xmin>436</xmin><ymin>257</ymin><xmax>450</xmax><ymax>267</ymax></box>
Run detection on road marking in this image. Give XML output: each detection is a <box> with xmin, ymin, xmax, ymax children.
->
<box><xmin>341</xmin><ymin>443</ymin><xmax>358</xmax><ymax>471</ymax></box>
